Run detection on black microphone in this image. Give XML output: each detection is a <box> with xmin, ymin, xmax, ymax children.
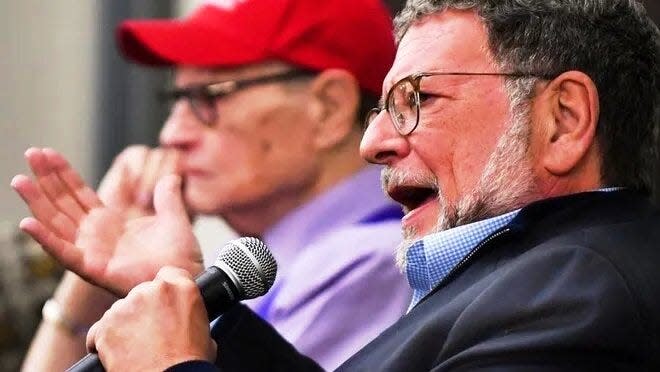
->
<box><xmin>66</xmin><ymin>237</ymin><xmax>277</xmax><ymax>372</ymax></box>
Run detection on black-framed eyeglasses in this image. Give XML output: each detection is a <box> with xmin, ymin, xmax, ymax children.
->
<box><xmin>161</xmin><ymin>69</ymin><xmax>317</xmax><ymax>126</ymax></box>
<box><xmin>364</xmin><ymin>71</ymin><xmax>546</xmax><ymax>136</ymax></box>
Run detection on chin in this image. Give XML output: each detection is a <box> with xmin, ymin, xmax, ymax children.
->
<box><xmin>183</xmin><ymin>189</ymin><xmax>217</xmax><ymax>216</ymax></box>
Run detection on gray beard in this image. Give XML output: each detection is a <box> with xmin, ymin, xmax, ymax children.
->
<box><xmin>394</xmin><ymin>108</ymin><xmax>537</xmax><ymax>271</ymax></box>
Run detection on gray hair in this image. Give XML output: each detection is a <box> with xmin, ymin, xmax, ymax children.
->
<box><xmin>395</xmin><ymin>0</ymin><xmax>660</xmax><ymax>194</ymax></box>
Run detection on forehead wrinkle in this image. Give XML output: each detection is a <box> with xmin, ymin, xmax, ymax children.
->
<box><xmin>389</xmin><ymin>32</ymin><xmax>442</xmax><ymax>83</ymax></box>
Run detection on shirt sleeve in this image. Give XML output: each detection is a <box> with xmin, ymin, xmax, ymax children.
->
<box><xmin>209</xmin><ymin>304</ymin><xmax>324</xmax><ymax>372</ymax></box>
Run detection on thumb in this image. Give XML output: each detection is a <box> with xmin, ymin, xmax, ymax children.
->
<box><xmin>153</xmin><ymin>174</ymin><xmax>188</xmax><ymax>222</ymax></box>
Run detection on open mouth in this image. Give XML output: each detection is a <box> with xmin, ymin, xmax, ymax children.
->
<box><xmin>388</xmin><ymin>185</ymin><xmax>438</xmax><ymax>214</ymax></box>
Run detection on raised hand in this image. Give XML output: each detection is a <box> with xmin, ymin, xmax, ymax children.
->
<box><xmin>97</xmin><ymin>145</ymin><xmax>181</xmax><ymax>218</ymax></box>
<box><xmin>11</xmin><ymin>148</ymin><xmax>203</xmax><ymax>297</ymax></box>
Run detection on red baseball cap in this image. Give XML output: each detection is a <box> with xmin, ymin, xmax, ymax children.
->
<box><xmin>117</xmin><ymin>0</ymin><xmax>395</xmax><ymax>96</ymax></box>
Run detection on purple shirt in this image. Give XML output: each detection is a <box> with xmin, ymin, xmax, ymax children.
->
<box><xmin>243</xmin><ymin>165</ymin><xmax>411</xmax><ymax>370</ymax></box>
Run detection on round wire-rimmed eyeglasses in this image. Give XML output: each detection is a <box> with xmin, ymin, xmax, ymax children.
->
<box><xmin>364</xmin><ymin>71</ymin><xmax>546</xmax><ymax>136</ymax></box>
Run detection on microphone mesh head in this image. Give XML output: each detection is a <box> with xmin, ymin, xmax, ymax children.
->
<box><xmin>215</xmin><ymin>237</ymin><xmax>277</xmax><ymax>299</ymax></box>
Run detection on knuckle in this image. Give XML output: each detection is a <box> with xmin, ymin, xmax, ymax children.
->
<box><xmin>180</xmin><ymin>278</ymin><xmax>199</xmax><ymax>295</ymax></box>
<box><xmin>150</xmin><ymin>277</ymin><xmax>172</xmax><ymax>297</ymax></box>
<box><xmin>157</xmin><ymin>265</ymin><xmax>188</xmax><ymax>279</ymax></box>
<box><xmin>106</xmin><ymin>297</ymin><xmax>126</xmax><ymax>316</ymax></box>
<box><xmin>156</xmin><ymin>266</ymin><xmax>197</xmax><ymax>295</ymax></box>
<box><xmin>125</xmin><ymin>283</ymin><xmax>152</xmax><ymax>305</ymax></box>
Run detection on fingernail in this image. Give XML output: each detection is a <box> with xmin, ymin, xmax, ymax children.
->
<box><xmin>10</xmin><ymin>175</ymin><xmax>24</xmax><ymax>189</ymax></box>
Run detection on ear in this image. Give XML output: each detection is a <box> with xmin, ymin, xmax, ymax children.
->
<box><xmin>307</xmin><ymin>69</ymin><xmax>361</xmax><ymax>150</ymax></box>
<box><xmin>534</xmin><ymin>70</ymin><xmax>600</xmax><ymax>176</ymax></box>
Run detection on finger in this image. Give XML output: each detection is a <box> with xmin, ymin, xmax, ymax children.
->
<box><xmin>86</xmin><ymin>320</ymin><xmax>100</xmax><ymax>353</ymax></box>
<box><xmin>155</xmin><ymin>265</ymin><xmax>194</xmax><ymax>282</ymax></box>
<box><xmin>153</xmin><ymin>175</ymin><xmax>188</xmax><ymax>222</ymax></box>
<box><xmin>19</xmin><ymin>217</ymin><xmax>84</xmax><ymax>271</ymax></box>
<box><xmin>97</xmin><ymin>145</ymin><xmax>149</xmax><ymax>206</ymax></box>
<box><xmin>153</xmin><ymin>267</ymin><xmax>200</xmax><ymax>306</ymax></box>
<box><xmin>135</xmin><ymin>148</ymin><xmax>167</xmax><ymax>209</ymax></box>
<box><xmin>25</xmin><ymin>148</ymin><xmax>87</xmax><ymax>223</ymax></box>
<box><xmin>12</xmin><ymin>175</ymin><xmax>78</xmax><ymax>242</ymax></box>
<box><xmin>159</xmin><ymin>148</ymin><xmax>182</xmax><ymax>178</ymax></box>
<box><xmin>154</xmin><ymin>149</ymin><xmax>183</xmax><ymax>206</ymax></box>
<box><xmin>42</xmin><ymin>148</ymin><xmax>103</xmax><ymax>211</ymax></box>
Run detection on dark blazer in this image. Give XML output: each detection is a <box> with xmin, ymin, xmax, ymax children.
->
<box><xmin>172</xmin><ymin>191</ymin><xmax>660</xmax><ymax>371</ymax></box>
<box><xmin>339</xmin><ymin>190</ymin><xmax>660</xmax><ymax>371</ymax></box>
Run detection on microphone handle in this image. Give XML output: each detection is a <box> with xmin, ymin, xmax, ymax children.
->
<box><xmin>67</xmin><ymin>354</ymin><xmax>103</xmax><ymax>372</ymax></box>
<box><xmin>66</xmin><ymin>266</ymin><xmax>241</xmax><ymax>372</ymax></box>
<box><xmin>196</xmin><ymin>266</ymin><xmax>242</xmax><ymax>319</ymax></box>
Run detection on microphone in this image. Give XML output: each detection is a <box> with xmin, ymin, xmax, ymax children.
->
<box><xmin>67</xmin><ymin>237</ymin><xmax>277</xmax><ymax>372</ymax></box>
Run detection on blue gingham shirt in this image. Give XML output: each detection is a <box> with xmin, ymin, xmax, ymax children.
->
<box><xmin>405</xmin><ymin>188</ymin><xmax>622</xmax><ymax>310</ymax></box>
<box><xmin>405</xmin><ymin>210</ymin><xmax>519</xmax><ymax>309</ymax></box>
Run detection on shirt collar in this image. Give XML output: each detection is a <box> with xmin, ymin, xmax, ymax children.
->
<box><xmin>404</xmin><ymin>187</ymin><xmax>623</xmax><ymax>310</ymax></box>
<box><xmin>405</xmin><ymin>210</ymin><xmax>519</xmax><ymax>309</ymax></box>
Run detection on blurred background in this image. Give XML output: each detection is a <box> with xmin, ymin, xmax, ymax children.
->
<box><xmin>0</xmin><ymin>1</ymin><xmax>658</xmax><ymax>371</ymax></box>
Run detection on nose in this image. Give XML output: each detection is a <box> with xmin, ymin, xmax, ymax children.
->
<box><xmin>159</xmin><ymin>101</ymin><xmax>201</xmax><ymax>150</ymax></box>
<box><xmin>360</xmin><ymin>111</ymin><xmax>411</xmax><ymax>165</ymax></box>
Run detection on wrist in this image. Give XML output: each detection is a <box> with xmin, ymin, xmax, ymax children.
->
<box><xmin>52</xmin><ymin>272</ymin><xmax>117</xmax><ymax>324</ymax></box>
<box><xmin>41</xmin><ymin>298</ymin><xmax>92</xmax><ymax>336</ymax></box>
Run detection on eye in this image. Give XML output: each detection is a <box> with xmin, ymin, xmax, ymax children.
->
<box><xmin>200</xmin><ymin>92</ymin><xmax>218</xmax><ymax>106</ymax></box>
<box><xmin>405</xmin><ymin>90</ymin><xmax>418</xmax><ymax>109</ymax></box>
<box><xmin>418</xmin><ymin>92</ymin><xmax>433</xmax><ymax>104</ymax></box>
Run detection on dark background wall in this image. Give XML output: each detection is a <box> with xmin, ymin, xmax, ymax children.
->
<box><xmin>94</xmin><ymin>2</ymin><xmax>173</xmax><ymax>182</ymax></box>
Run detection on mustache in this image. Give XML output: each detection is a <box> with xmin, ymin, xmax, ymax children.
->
<box><xmin>380</xmin><ymin>167</ymin><xmax>439</xmax><ymax>192</ymax></box>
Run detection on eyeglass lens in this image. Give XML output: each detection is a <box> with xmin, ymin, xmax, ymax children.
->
<box><xmin>187</xmin><ymin>92</ymin><xmax>217</xmax><ymax>126</ymax></box>
<box><xmin>388</xmin><ymin>79</ymin><xmax>419</xmax><ymax>135</ymax></box>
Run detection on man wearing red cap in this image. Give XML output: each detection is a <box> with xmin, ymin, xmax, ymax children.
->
<box><xmin>14</xmin><ymin>0</ymin><xmax>410</xmax><ymax>370</ymax></box>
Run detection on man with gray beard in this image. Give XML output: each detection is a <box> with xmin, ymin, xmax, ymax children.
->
<box><xmin>34</xmin><ymin>1</ymin><xmax>660</xmax><ymax>370</ymax></box>
<box><xmin>384</xmin><ymin>91</ymin><xmax>536</xmax><ymax>269</ymax></box>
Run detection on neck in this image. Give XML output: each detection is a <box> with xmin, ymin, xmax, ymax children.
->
<box><xmin>222</xmin><ymin>199</ymin><xmax>302</xmax><ymax>237</ymax></box>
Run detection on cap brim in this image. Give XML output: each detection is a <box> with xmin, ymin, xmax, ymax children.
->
<box><xmin>117</xmin><ymin>19</ymin><xmax>267</xmax><ymax>67</ymax></box>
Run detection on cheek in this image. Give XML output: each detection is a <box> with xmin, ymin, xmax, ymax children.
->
<box><xmin>251</xmin><ymin>105</ymin><xmax>317</xmax><ymax>163</ymax></box>
<box><xmin>415</xmin><ymin>97</ymin><xmax>511</xmax><ymax>199</ymax></box>
<box><xmin>410</xmin><ymin>129</ymin><xmax>459</xmax><ymax>199</ymax></box>
<box><xmin>457</xmin><ymin>93</ymin><xmax>511</xmax><ymax>177</ymax></box>
<box><xmin>260</xmin><ymin>140</ymin><xmax>273</xmax><ymax>153</ymax></box>
<box><xmin>205</xmin><ymin>107</ymin><xmax>287</xmax><ymax>170</ymax></box>
<box><xmin>252</xmin><ymin>130</ymin><xmax>318</xmax><ymax>180</ymax></box>
<box><xmin>188</xmin><ymin>98</ymin><xmax>319</xmax><ymax>198</ymax></box>
<box><xmin>221</xmin><ymin>109</ymin><xmax>318</xmax><ymax>192</ymax></box>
